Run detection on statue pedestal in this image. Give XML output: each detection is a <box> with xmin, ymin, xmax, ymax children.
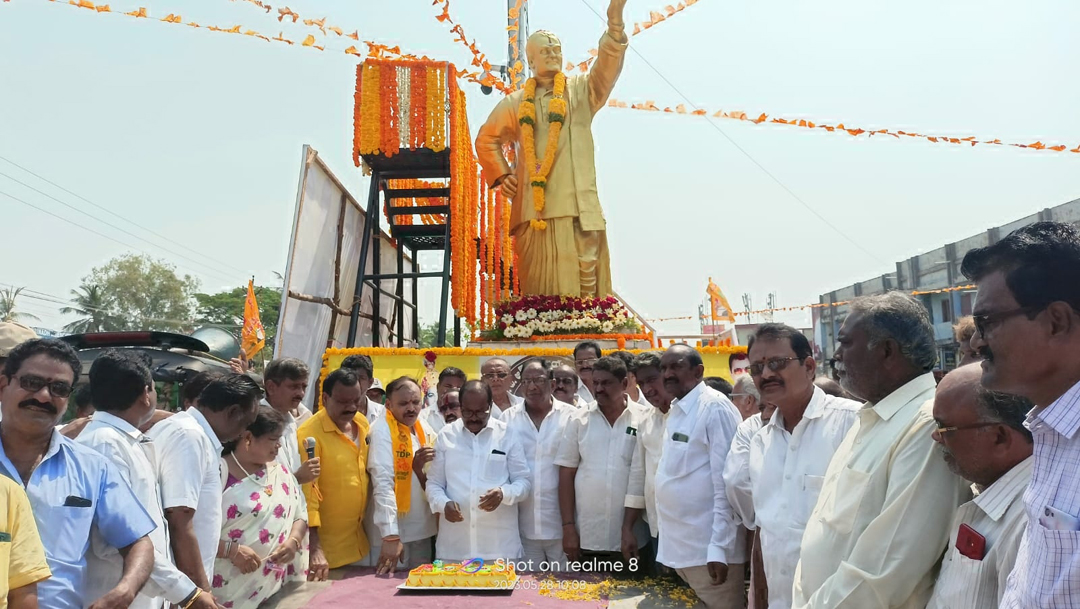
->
<box><xmin>469</xmin><ymin>337</ymin><xmax>653</xmax><ymax>351</ymax></box>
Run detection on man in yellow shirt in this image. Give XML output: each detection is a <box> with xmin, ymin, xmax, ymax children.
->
<box><xmin>298</xmin><ymin>369</ymin><xmax>372</xmax><ymax>580</ymax></box>
<box><xmin>1</xmin><ymin>475</ymin><xmax>50</xmax><ymax>608</ymax></box>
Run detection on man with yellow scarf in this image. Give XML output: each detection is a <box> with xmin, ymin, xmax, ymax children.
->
<box><xmin>367</xmin><ymin>377</ymin><xmax>438</xmax><ymax>574</ymax></box>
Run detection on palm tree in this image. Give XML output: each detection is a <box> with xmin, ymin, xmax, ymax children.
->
<box><xmin>60</xmin><ymin>283</ymin><xmax>119</xmax><ymax>334</ymax></box>
<box><xmin>0</xmin><ymin>287</ymin><xmax>40</xmax><ymax>323</ymax></box>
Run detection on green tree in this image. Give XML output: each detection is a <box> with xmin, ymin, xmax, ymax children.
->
<box><xmin>418</xmin><ymin>322</ymin><xmax>440</xmax><ymax>348</ymax></box>
<box><xmin>193</xmin><ymin>285</ymin><xmax>282</xmax><ymax>348</ymax></box>
<box><xmin>59</xmin><ymin>283</ymin><xmax>122</xmax><ymax>334</ymax></box>
<box><xmin>0</xmin><ymin>287</ymin><xmax>39</xmax><ymax>323</ymax></box>
<box><xmin>85</xmin><ymin>254</ymin><xmax>200</xmax><ymax>332</ymax></box>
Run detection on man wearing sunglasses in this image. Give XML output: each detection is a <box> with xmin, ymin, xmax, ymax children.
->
<box><xmin>551</xmin><ymin>364</ymin><xmax>584</xmax><ymax>408</ymax></box>
<box><xmin>960</xmin><ymin>221</ymin><xmax>1080</xmax><ymax>608</ymax></box>
<box><xmin>793</xmin><ymin>292</ymin><xmax>969</xmax><ymax>609</ymax></box>
<box><xmin>733</xmin><ymin>324</ymin><xmax>860</xmax><ymax>609</ymax></box>
<box><xmin>0</xmin><ymin>338</ymin><xmax>156</xmax><ymax>609</ymax></box>
<box><xmin>927</xmin><ymin>364</ymin><xmax>1033</xmax><ymax>609</ymax></box>
<box><xmin>573</xmin><ymin>342</ymin><xmax>602</xmax><ymax>404</ymax></box>
<box><xmin>480</xmin><ymin>358</ymin><xmax>523</xmax><ymax>420</ymax></box>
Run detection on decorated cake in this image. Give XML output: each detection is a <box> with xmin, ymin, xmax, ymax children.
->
<box><xmin>405</xmin><ymin>560</ymin><xmax>517</xmax><ymax>588</ymax></box>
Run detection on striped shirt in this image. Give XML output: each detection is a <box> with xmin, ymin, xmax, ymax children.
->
<box><xmin>1001</xmin><ymin>379</ymin><xmax>1080</xmax><ymax>608</ymax></box>
<box><xmin>928</xmin><ymin>456</ymin><xmax>1033</xmax><ymax>609</ymax></box>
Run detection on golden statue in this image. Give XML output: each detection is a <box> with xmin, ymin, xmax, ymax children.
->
<box><xmin>475</xmin><ymin>0</ymin><xmax>628</xmax><ymax>298</ymax></box>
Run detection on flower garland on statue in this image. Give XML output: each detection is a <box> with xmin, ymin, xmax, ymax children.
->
<box><xmin>518</xmin><ymin>72</ymin><xmax>567</xmax><ymax>231</ymax></box>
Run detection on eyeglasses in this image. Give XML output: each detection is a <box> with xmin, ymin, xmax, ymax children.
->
<box><xmin>575</xmin><ymin>358</ymin><xmax>598</xmax><ymax>367</ymax></box>
<box><xmin>748</xmin><ymin>357</ymin><xmax>802</xmax><ymax>377</ymax></box>
<box><xmin>461</xmin><ymin>408</ymin><xmax>490</xmax><ymax>419</ymax></box>
<box><xmin>519</xmin><ymin>377</ymin><xmax>549</xmax><ymax>386</ymax></box>
<box><xmin>933</xmin><ymin>422</ymin><xmax>999</xmax><ymax>437</ymax></box>
<box><xmin>730</xmin><ymin>392</ymin><xmax>754</xmax><ymax>398</ymax></box>
<box><xmin>481</xmin><ymin>372</ymin><xmax>510</xmax><ymax>381</ymax></box>
<box><xmin>12</xmin><ymin>374</ymin><xmax>73</xmax><ymax>398</ymax></box>
<box><xmin>972</xmin><ymin>306</ymin><xmax>1041</xmax><ymax>337</ymax></box>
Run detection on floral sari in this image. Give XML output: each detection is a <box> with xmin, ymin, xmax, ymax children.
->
<box><xmin>212</xmin><ymin>461</ymin><xmax>309</xmax><ymax>608</ymax></box>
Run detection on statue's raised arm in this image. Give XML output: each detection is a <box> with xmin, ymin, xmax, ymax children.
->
<box><xmin>473</xmin><ymin>0</ymin><xmax>629</xmax><ymax>298</ymax></box>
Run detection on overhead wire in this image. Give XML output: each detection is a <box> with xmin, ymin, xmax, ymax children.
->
<box><xmin>575</xmin><ymin>0</ymin><xmax>886</xmax><ymax>265</ymax></box>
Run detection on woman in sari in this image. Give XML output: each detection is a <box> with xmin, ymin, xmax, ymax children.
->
<box><xmin>213</xmin><ymin>406</ymin><xmax>309</xmax><ymax>608</ymax></box>
<box><xmin>367</xmin><ymin>376</ymin><xmax>438</xmax><ymax>574</ymax></box>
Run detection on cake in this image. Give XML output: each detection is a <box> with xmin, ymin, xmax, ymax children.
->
<box><xmin>405</xmin><ymin>560</ymin><xmax>517</xmax><ymax>588</ymax></box>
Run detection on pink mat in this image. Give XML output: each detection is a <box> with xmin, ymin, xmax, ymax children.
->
<box><xmin>307</xmin><ymin>568</ymin><xmax>609</xmax><ymax>608</ymax></box>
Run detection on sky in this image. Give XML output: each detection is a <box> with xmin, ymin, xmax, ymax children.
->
<box><xmin>1</xmin><ymin>0</ymin><xmax>1079</xmax><ymax>337</ymax></box>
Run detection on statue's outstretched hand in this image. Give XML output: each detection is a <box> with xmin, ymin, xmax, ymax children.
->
<box><xmin>607</xmin><ymin>0</ymin><xmax>627</xmax><ymax>26</ymax></box>
<box><xmin>499</xmin><ymin>174</ymin><xmax>519</xmax><ymax>199</ymax></box>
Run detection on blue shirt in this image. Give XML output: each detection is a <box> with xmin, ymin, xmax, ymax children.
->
<box><xmin>0</xmin><ymin>428</ymin><xmax>157</xmax><ymax>609</ymax></box>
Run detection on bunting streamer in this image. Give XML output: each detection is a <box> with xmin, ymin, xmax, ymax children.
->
<box><xmin>575</xmin><ymin>0</ymin><xmax>704</xmax><ymax>71</ymax></box>
<box><xmin>606</xmin><ymin>98</ymin><xmax>1080</xmax><ymax>155</ymax></box>
<box><xmin>431</xmin><ymin>0</ymin><xmax>512</xmax><ymax>94</ymax></box>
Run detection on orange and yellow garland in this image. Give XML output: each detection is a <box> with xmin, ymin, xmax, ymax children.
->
<box><xmin>519</xmin><ymin>73</ymin><xmax>567</xmax><ymax>231</ymax></box>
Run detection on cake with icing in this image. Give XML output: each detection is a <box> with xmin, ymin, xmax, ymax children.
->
<box><xmin>405</xmin><ymin>560</ymin><xmax>516</xmax><ymax>588</ymax></box>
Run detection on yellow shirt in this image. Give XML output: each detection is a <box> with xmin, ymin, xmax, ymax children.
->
<box><xmin>297</xmin><ymin>410</ymin><xmax>371</xmax><ymax>569</ymax></box>
<box><xmin>0</xmin><ymin>476</ymin><xmax>50</xmax><ymax>606</ymax></box>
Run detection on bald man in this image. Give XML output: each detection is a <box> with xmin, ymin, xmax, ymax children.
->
<box><xmin>481</xmin><ymin>359</ymin><xmax>523</xmax><ymax>420</ymax></box>
<box><xmin>927</xmin><ymin>365</ymin><xmax>1034</xmax><ymax>609</ymax></box>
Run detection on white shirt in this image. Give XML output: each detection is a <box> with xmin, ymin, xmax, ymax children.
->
<box><xmin>365</xmin><ymin>397</ymin><xmax>386</xmax><ymax>424</ymax></box>
<box><xmin>1001</xmin><ymin>379</ymin><xmax>1080</xmax><ymax>608</ymax></box>
<box><xmin>929</xmin><ymin>456</ymin><xmax>1034</xmax><ymax>609</ymax></box>
<box><xmin>577</xmin><ymin>380</ymin><xmax>594</xmax><ymax>404</ymax></box>
<box><xmin>747</xmin><ymin>388</ymin><xmax>861</xmax><ymax>609</ymax></box>
<box><xmin>555</xmin><ymin>398</ymin><xmax>652</xmax><ymax>552</ymax></box>
<box><xmin>503</xmin><ymin>399</ymin><xmax>575</xmax><ymax>541</ymax></box>
<box><xmin>723</xmin><ymin>413</ymin><xmax>765</xmax><ymax>529</ymax></box>
<box><xmin>421</xmin><ymin>404</ymin><xmax>445</xmax><ymax>435</ymax></box>
<box><xmin>367</xmin><ymin>416</ymin><xmax>438</xmax><ymax>543</ymax></box>
<box><xmin>149</xmin><ymin>408</ymin><xmax>225</xmax><ymax>581</ymax></box>
<box><xmin>78</xmin><ymin>411</ymin><xmax>197</xmax><ymax>608</ymax></box>
<box><xmin>294</xmin><ymin>403</ymin><xmax>313</xmax><ymax>425</ymax></box>
<box><xmin>792</xmin><ymin>374</ymin><xmax>971</xmax><ymax>609</ymax></box>
<box><xmin>654</xmin><ymin>383</ymin><xmax>742</xmax><ymax>569</ymax></box>
<box><xmin>489</xmin><ymin>392</ymin><xmax>524</xmax><ymax>421</ymax></box>
<box><xmin>427</xmin><ymin>417</ymin><xmax>531</xmax><ymax>560</ymax></box>
<box><xmin>625</xmin><ymin>405</ymin><xmax>669</xmax><ymax>538</ymax></box>
<box><xmin>262</xmin><ymin>398</ymin><xmax>302</xmax><ymax>474</ymax></box>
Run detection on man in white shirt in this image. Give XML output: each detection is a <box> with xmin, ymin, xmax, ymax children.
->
<box><xmin>573</xmin><ymin>342</ymin><xmax>601</xmax><ymax>404</ymax></box>
<box><xmin>79</xmin><ymin>350</ymin><xmax>214</xmax><ymax>609</ymax></box>
<box><xmin>927</xmin><ymin>364</ymin><xmax>1034</xmax><ymax>609</ymax></box>
<box><xmin>339</xmin><ymin>355</ymin><xmax>386</xmax><ymax>423</ymax></box>
<box><xmin>610</xmin><ymin>351</ymin><xmax>648</xmax><ymax>407</ymax></box>
<box><xmin>428</xmin><ymin>380</ymin><xmax>531</xmax><ymax>561</ymax></box>
<box><xmin>793</xmin><ymin>292</ymin><xmax>970</xmax><ymax>609</ymax></box>
<box><xmin>481</xmin><ymin>358</ymin><xmax>523</xmax><ymax>420</ymax></box>
<box><xmin>622</xmin><ymin>351</ymin><xmax>673</xmax><ymax>572</ymax></box>
<box><xmin>437</xmin><ymin>390</ymin><xmax>462</xmax><ymax>425</ymax></box>
<box><xmin>263</xmin><ymin>358</ymin><xmax>321</xmax><ymax>484</ymax></box>
<box><xmin>730</xmin><ymin>374</ymin><xmax>761</xmax><ymax>421</ymax></box>
<box><xmin>735</xmin><ymin>324</ymin><xmax>860</xmax><ymax>609</ymax></box>
<box><xmin>654</xmin><ymin>345</ymin><xmax>743</xmax><ymax>608</ymax></box>
<box><xmin>557</xmin><ymin>356</ymin><xmax>651</xmax><ymax>575</ymax></box>
<box><xmin>959</xmin><ymin>222</ymin><xmax>1080</xmax><ymax>608</ymax></box>
<box><xmin>503</xmin><ymin>359</ymin><xmax>575</xmax><ymax>571</ymax></box>
<box><xmin>552</xmin><ymin>364</ymin><xmax>585</xmax><ymax>408</ymax></box>
<box><xmin>151</xmin><ymin>373</ymin><xmax>261</xmax><ymax>594</ymax></box>
<box><xmin>424</xmin><ymin>367</ymin><xmax>467</xmax><ymax>433</ymax></box>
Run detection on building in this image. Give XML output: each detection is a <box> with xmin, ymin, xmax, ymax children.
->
<box><xmin>815</xmin><ymin>198</ymin><xmax>1080</xmax><ymax>371</ymax></box>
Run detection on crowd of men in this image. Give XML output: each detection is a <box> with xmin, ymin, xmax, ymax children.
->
<box><xmin>2</xmin><ymin>220</ymin><xmax>1080</xmax><ymax>608</ymax></box>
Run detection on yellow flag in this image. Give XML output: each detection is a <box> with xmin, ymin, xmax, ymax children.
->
<box><xmin>241</xmin><ymin>279</ymin><xmax>266</xmax><ymax>360</ymax></box>
<box><xmin>706</xmin><ymin>278</ymin><xmax>736</xmax><ymax>322</ymax></box>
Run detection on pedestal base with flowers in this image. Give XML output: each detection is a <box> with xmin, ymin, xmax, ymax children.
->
<box><xmin>474</xmin><ymin>295</ymin><xmax>653</xmax><ymax>349</ymax></box>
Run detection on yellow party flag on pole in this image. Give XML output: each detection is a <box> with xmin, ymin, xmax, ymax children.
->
<box><xmin>706</xmin><ymin>278</ymin><xmax>736</xmax><ymax>323</ymax></box>
<box><xmin>241</xmin><ymin>279</ymin><xmax>266</xmax><ymax>360</ymax></box>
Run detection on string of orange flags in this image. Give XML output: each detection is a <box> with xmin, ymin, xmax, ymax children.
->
<box><xmin>19</xmin><ymin>0</ymin><xmax>411</xmax><ymax>59</ymax></box>
<box><xmin>431</xmin><ymin>0</ymin><xmax>514</xmax><ymax>94</ymax></box>
<box><xmin>644</xmin><ymin>285</ymin><xmax>980</xmax><ymax>322</ymax></box>
<box><xmin>225</xmin><ymin>0</ymin><xmax>361</xmax><ymax>40</ymax></box>
<box><xmin>605</xmin><ymin>98</ymin><xmax>1080</xmax><ymax>155</ymax></box>
<box><xmin>573</xmin><ymin>0</ymin><xmax>704</xmax><ymax>73</ymax></box>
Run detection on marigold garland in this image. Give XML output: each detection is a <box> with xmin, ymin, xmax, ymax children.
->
<box><xmin>379</xmin><ymin>64</ymin><xmax>400</xmax><ymax>157</ymax></box>
<box><xmin>518</xmin><ymin>73</ymin><xmax>567</xmax><ymax>231</ymax></box>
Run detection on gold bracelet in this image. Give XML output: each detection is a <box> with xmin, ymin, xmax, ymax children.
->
<box><xmin>288</xmin><ymin>536</ymin><xmax>302</xmax><ymax>550</ymax></box>
<box><xmin>181</xmin><ymin>588</ymin><xmax>203</xmax><ymax>609</ymax></box>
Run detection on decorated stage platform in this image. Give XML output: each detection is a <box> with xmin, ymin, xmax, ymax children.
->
<box><xmin>262</xmin><ymin>567</ymin><xmax>701</xmax><ymax>609</ymax></box>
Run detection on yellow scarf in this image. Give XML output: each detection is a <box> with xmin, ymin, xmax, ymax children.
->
<box><xmin>388</xmin><ymin>409</ymin><xmax>426</xmax><ymax>516</ymax></box>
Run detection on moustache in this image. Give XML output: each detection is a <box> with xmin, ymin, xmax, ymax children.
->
<box><xmin>760</xmin><ymin>380</ymin><xmax>784</xmax><ymax>389</ymax></box>
<box><xmin>979</xmin><ymin>347</ymin><xmax>994</xmax><ymax>362</ymax></box>
<box><xmin>19</xmin><ymin>399</ymin><xmax>57</xmax><ymax>414</ymax></box>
